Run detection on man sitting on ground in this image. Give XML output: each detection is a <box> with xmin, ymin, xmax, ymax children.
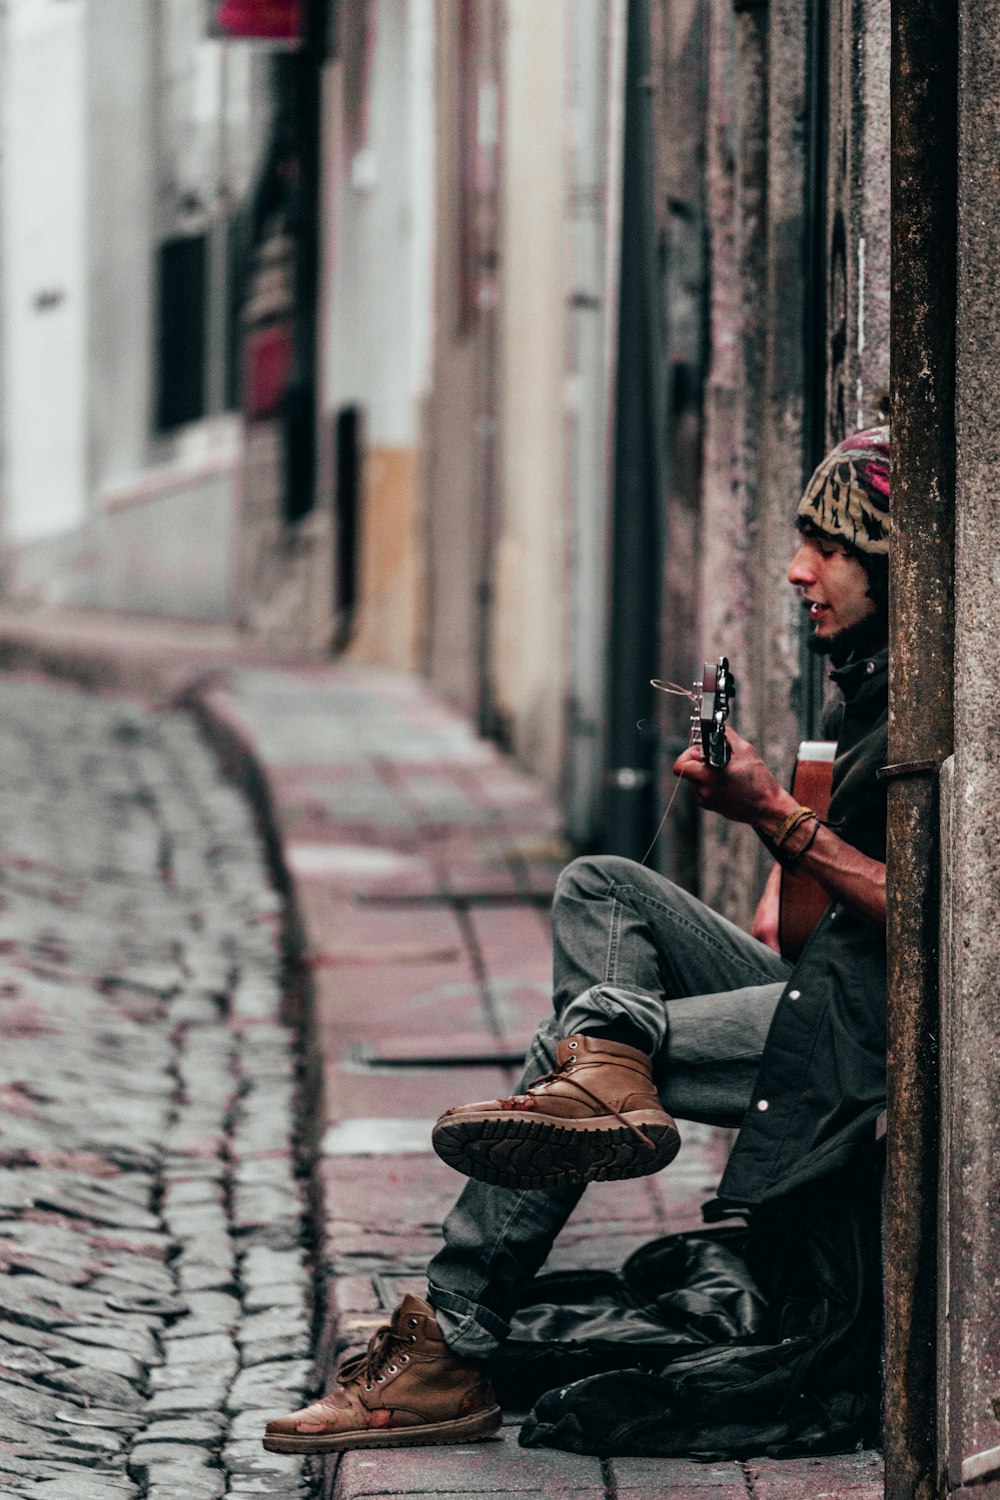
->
<box><xmin>263</xmin><ymin>428</ymin><xmax>891</xmax><ymax>1455</ymax></box>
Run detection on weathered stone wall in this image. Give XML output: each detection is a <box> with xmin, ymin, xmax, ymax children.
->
<box><xmin>940</xmin><ymin>1</ymin><xmax>1000</xmax><ymax>1483</ymax></box>
<box><xmin>651</xmin><ymin>0</ymin><xmax>890</xmax><ymax>927</ymax></box>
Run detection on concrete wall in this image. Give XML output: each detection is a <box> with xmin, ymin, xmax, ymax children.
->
<box><xmin>646</xmin><ymin>0</ymin><xmax>890</xmax><ymax>926</ymax></box>
<box><xmin>824</xmin><ymin>0</ymin><xmax>890</xmax><ymax>443</ymax></box>
<box><xmin>562</xmin><ymin>0</ymin><xmax>624</xmax><ymax>845</ymax></box>
<box><xmin>321</xmin><ymin>0</ymin><xmax>435</xmax><ymax>671</ymax></box>
<box><xmin>10</xmin><ymin>420</ymin><xmax>240</xmax><ymax>621</ymax></box>
<box><xmin>85</xmin><ymin>0</ymin><xmax>156</xmax><ymax>494</ymax></box>
<box><xmin>422</xmin><ymin>0</ymin><xmax>488</xmax><ymax>718</ymax></box>
<box><xmin>0</xmin><ymin>0</ymin><xmax>277</xmax><ymax>625</ymax></box>
<box><xmin>1</xmin><ymin>0</ymin><xmax>88</xmax><ymax>545</ymax></box>
<box><xmin>491</xmin><ymin>0</ymin><xmax>569</xmax><ymax>790</ymax></box>
<box><xmin>939</xmin><ymin>3</ymin><xmax>1000</xmax><ymax>1482</ymax></box>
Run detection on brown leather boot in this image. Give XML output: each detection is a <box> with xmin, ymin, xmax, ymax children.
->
<box><xmin>432</xmin><ymin>1034</ymin><xmax>681</xmax><ymax>1189</ymax></box>
<box><xmin>262</xmin><ymin>1294</ymin><xmax>501</xmax><ymax>1453</ymax></box>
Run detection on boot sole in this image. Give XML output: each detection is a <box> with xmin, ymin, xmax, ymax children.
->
<box><xmin>261</xmin><ymin>1404</ymin><xmax>503</xmax><ymax>1454</ymax></box>
<box><xmin>431</xmin><ymin>1111</ymin><xmax>681</xmax><ymax>1189</ymax></box>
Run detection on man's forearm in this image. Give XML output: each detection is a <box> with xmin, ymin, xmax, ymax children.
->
<box><xmin>753</xmin><ymin>795</ymin><xmax>886</xmax><ymax>928</ymax></box>
<box><xmin>674</xmin><ymin>732</ymin><xmax>886</xmax><ymax>929</ymax></box>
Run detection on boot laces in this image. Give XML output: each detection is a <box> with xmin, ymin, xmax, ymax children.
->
<box><xmin>336</xmin><ymin>1320</ymin><xmax>413</xmax><ymax>1391</ymax></box>
<box><xmin>513</xmin><ymin>1057</ymin><xmax>657</xmax><ymax>1151</ymax></box>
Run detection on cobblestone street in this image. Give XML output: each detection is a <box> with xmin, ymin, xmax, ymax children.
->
<box><xmin>0</xmin><ymin>624</ymin><xmax>885</xmax><ymax>1500</ymax></box>
<box><xmin>0</xmin><ymin>677</ymin><xmax>314</xmax><ymax>1499</ymax></box>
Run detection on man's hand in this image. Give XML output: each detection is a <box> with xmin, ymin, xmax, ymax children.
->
<box><xmin>672</xmin><ymin>729</ymin><xmax>794</xmax><ymax>831</ymax></box>
<box><xmin>675</xmin><ymin>728</ymin><xmax>887</xmax><ymax>931</ymax></box>
<box><xmin>750</xmin><ymin>863</ymin><xmax>783</xmax><ymax>952</ymax></box>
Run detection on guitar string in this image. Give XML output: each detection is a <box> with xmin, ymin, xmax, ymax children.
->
<box><xmin>640</xmin><ymin>678</ymin><xmax>701</xmax><ymax>867</ymax></box>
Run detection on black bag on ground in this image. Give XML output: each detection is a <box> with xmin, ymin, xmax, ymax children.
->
<box><xmin>492</xmin><ymin>1162</ymin><xmax>882</xmax><ymax>1459</ymax></box>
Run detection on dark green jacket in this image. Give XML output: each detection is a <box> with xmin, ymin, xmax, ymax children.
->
<box><xmin>719</xmin><ymin>648</ymin><xmax>888</xmax><ymax>1204</ymax></box>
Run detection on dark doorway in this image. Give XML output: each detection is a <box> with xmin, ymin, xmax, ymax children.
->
<box><xmin>334</xmin><ymin>405</ymin><xmax>363</xmax><ymax>643</ymax></box>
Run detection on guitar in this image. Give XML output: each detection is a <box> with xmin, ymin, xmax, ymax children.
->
<box><xmin>677</xmin><ymin>666</ymin><xmax>833</xmax><ymax>966</ymax></box>
<box><xmin>690</xmin><ymin>657</ymin><xmax>736</xmax><ymax>768</ymax></box>
<box><xmin>777</xmin><ymin>740</ymin><xmax>836</xmax><ymax>961</ymax></box>
<box><xmin>683</xmin><ymin>657</ymin><xmax>834</xmax><ymax>961</ymax></box>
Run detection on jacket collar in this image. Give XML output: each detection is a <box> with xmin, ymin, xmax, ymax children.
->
<box><xmin>829</xmin><ymin>646</ymin><xmax>888</xmax><ymax>707</ymax></box>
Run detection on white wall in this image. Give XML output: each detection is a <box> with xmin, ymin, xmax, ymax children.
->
<box><xmin>323</xmin><ymin>0</ymin><xmax>435</xmax><ymax>445</ymax></box>
<box><xmin>319</xmin><ymin>0</ymin><xmax>436</xmax><ymax>667</ymax></box>
<box><xmin>492</xmin><ymin>0</ymin><xmax>570</xmax><ymax>788</ymax></box>
<box><xmin>86</xmin><ymin>0</ymin><xmax>155</xmax><ymax>492</ymax></box>
<box><xmin>2</xmin><ymin>0</ymin><xmax>88</xmax><ymax>543</ymax></box>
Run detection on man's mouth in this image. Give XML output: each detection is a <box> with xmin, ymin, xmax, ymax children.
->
<box><xmin>805</xmin><ymin>600</ymin><xmax>830</xmax><ymax>623</ymax></box>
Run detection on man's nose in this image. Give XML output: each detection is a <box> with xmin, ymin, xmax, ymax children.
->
<box><xmin>787</xmin><ymin>542</ymin><xmax>815</xmax><ymax>586</ymax></box>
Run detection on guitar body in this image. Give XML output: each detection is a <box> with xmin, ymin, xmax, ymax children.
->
<box><xmin>778</xmin><ymin>741</ymin><xmax>836</xmax><ymax>962</ymax></box>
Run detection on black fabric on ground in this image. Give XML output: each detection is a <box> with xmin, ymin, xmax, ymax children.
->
<box><xmin>496</xmin><ymin>1162</ymin><xmax>881</xmax><ymax>1459</ymax></box>
<box><xmin>489</xmin><ymin>1228</ymin><xmax>765</xmax><ymax>1408</ymax></box>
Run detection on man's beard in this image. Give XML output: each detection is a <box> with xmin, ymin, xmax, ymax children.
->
<box><xmin>806</xmin><ymin>611</ymin><xmax>888</xmax><ymax>664</ymax></box>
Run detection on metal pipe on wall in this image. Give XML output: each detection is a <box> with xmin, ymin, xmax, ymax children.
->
<box><xmin>885</xmin><ymin>1</ymin><xmax>957</xmax><ymax>1495</ymax></box>
<box><xmin>602</xmin><ymin>0</ymin><xmax>668</xmax><ymax>860</ymax></box>
<box><xmin>563</xmin><ymin>0</ymin><xmax>625</xmax><ymax>849</ymax></box>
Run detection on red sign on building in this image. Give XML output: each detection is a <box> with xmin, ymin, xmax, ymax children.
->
<box><xmin>213</xmin><ymin>1</ymin><xmax>303</xmax><ymax>42</ymax></box>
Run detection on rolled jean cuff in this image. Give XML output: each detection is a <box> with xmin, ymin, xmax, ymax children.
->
<box><xmin>559</xmin><ymin>983</ymin><xmax>669</xmax><ymax>1055</ymax></box>
<box><xmin>426</xmin><ymin>1283</ymin><xmax>510</xmax><ymax>1358</ymax></box>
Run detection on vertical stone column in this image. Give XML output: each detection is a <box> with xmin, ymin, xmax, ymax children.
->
<box><xmin>753</xmin><ymin>0</ymin><xmax>809</xmax><ymax>825</ymax></box>
<box><xmin>824</xmin><ymin>0</ymin><xmax>890</xmax><ymax>444</ymax></box>
<box><xmin>698</xmin><ymin>0</ymin><xmax>759</xmax><ymax>923</ymax></box>
<box><xmin>651</xmin><ymin>0</ymin><xmax>709</xmax><ymax>895</ymax></box>
<box><xmin>886</xmin><ymin>1</ymin><xmax>957</xmax><ymax>1495</ymax></box>
<box><xmin>938</xmin><ymin>5</ymin><xmax>1000</xmax><ymax>1490</ymax></box>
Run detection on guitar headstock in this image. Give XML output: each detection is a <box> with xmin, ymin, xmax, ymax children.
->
<box><xmin>692</xmin><ymin>656</ymin><xmax>736</xmax><ymax>769</ymax></box>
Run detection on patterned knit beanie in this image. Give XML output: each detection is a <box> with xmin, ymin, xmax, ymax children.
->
<box><xmin>796</xmin><ymin>426</ymin><xmax>890</xmax><ymax>555</ymax></box>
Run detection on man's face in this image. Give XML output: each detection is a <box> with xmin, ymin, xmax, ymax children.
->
<box><xmin>787</xmin><ymin>533</ymin><xmax>878</xmax><ymax>647</ymax></box>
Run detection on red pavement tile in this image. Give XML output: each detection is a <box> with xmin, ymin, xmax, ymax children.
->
<box><xmin>520</xmin><ymin>856</ymin><xmax>564</xmax><ymax>898</ymax></box>
<box><xmin>614</xmin><ymin>1457</ymin><xmax>747</xmax><ymax>1496</ymax></box>
<box><xmin>432</xmin><ymin>855</ymin><xmax>525</xmax><ymax>897</ymax></box>
<box><xmin>743</xmin><ymin>1453</ymin><xmax>883</xmax><ymax>1498</ymax></box>
<box><xmin>331</xmin><ymin>1428</ymin><xmax>605</xmax><ymax>1497</ymax></box>
<box><xmin>357</xmin><ymin>863</ymin><xmax>445</xmax><ymax>899</ymax></box>
<box><xmin>456</xmin><ymin>771</ymin><xmax>556</xmax><ymax>816</ymax></box>
<box><xmin>310</xmin><ymin>962</ymin><xmax>491</xmax><ymax>1051</ymax></box>
<box><xmin>359</xmin><ymin>1031</ymin><xmax>523</xmax><ymax>1064</ymax></box>
<box><xmin>317</xmin><ymin>1156</ymin><xmax>464</xmax><ymax>1230</ymax></box>
<box><xmin>484</xmin><ymin>982</ymin><xmax>549</xmax><ymax>1051</ymax></box>
<box><xmin>469</xmin><ymin>904</ymin><xmax>552</xmax><ymax>979</ymax></box>
<box><xmin>320</xmin><ymin>1063</ymin><xmax>513</xmax><ymax>1122</ymax></box>
<box><xmin>285</xmin><ymin>842</ymin><xmax>435</xmax><ymax>893</ymax></box>
<box><xmin>326</xmin><ymin>1225</ymin><xmax>444</xmax><ymax>1266</ymax></box>
<box><xmin>298</xmin><ymin>892</ymin><xmax>466</xmax><ymax>966</ymax></box>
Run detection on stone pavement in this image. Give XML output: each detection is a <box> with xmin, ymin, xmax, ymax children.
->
<box><xmin>0</xmin><ymin>676</ymin><xmax>313</xmax><ymax>1498</ymax></box>
<box><xmin>198</xmin><ymin>664</ymin><xmax>883</xmax><ymax>1500</ymax></box>
<box><xmin>0</xmin><ymin>610</ymin><xmax>884</xmax><ymax>1500</ymax></box>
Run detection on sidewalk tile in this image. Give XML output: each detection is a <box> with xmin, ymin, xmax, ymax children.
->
<box><xmin>310</xmin><ymin>962</ymin><xmax>490</xmax><ymax>1051</ymax></box>
<box><xmin>332</xmin><ymin>1429</ymin><xmax>603</xmax><ymax>1497</ymax></box>
<box><xmin>319</xmin><ymin>1065</ymin><xmax>513</xmax><ymax>1124</ymax></box>
<box><xmin>744</xmin><ymin>1454</ymin><xmax>882</xmax><ymax>1498</ymax></box>
<box><xmin>614</xmin><ymin>1457</ymin><xmax>747</xmax><ymax>1496</ymax></box>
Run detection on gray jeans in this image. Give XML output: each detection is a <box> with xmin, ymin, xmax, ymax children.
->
<box><xmin>426</xmin><ymin>855</ymin><xmax>791</xmax><ymax>1357</ymax></box>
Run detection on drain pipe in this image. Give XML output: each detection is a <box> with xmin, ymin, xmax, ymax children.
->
<box><xmin>602</xmin><ymin>0</ymin><xmax>668</xmax><ymax>860</ymax></box>
<box><xmin>885</xmin><ymin>3</ymin><xmax>957</xmax><ymax>1496</ymax></box>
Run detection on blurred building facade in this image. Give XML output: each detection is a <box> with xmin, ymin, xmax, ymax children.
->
<box><xmin>0</xmin><ymin>0</ymin><xmax>890</xmax><ymax>926</ymax></box>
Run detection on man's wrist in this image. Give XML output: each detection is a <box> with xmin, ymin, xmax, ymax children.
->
<box><xmin>751</xmin><ymin>790</ymin><xmax>798</xmax><ymax>840</ymax></box>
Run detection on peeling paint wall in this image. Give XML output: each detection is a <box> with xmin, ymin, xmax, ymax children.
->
<box><xmin>422</xmin><ymin>0</ymin><xmax>491</xmax><ymax>718</ymax></box>
<box><xmin>321</xmin><ymin>0</ymin><xmax>435</xmax><ymax>671</ymax></box>
<box><xmin>649</xmin><ymin>0</ymin><xmax>890</xmax><ymax>926</ymax></box>
<box><xmin>491</xmin><ymin>0</ymin><xmax>569</xmax><ymax>791</ymax></box>
<box><xmin>941</xmin><ymin>0</ymin><xmax>1000</xmax><ymax>1479</ymax></box>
